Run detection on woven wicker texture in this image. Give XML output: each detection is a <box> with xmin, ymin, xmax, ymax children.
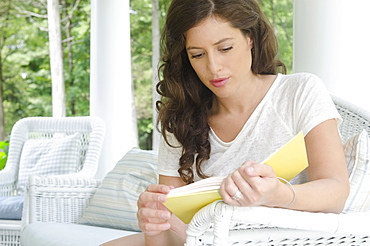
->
<box><xmin>0</xmin><ymin>116</ymin><xmax>105</xmax><ymax>246</ymax></box>
<box><xmin>185</xmin><ymin>201</ymin><xmax>370</xmax><ymax>246</ymax></box>
<box><xmin>25</xmin><ymin>176</ymin><xmax>102</xmax><ymax>225</ymax></box>
<box><xmin>0</xmin><ymin>224</ymin><xmax>21</xmax><ymax>246</ymax></box>
<box><xmin>332</xmin><ymin>94</ymin><xmax>370</xmax><ymax>143</ymax></box>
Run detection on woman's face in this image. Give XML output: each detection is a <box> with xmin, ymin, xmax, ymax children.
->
<box><xmin>185</xmin><ymin>16</ymin><xmax>254</xmax><ymax>99</ymax></box>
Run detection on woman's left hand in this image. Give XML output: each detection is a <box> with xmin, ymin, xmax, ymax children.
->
<box><xmin>219</xmin><ymin>161</ymin><xmax>281</xmax><ymax>207</ymax></box>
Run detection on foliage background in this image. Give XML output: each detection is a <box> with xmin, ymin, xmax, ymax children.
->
<box><xmin>1</xmin><ymin>0</ymin><xmax>91</xmax><ymax>136</ymax></box>
<box><xmin>0</xmin><ymin>0</ymin><xmax>293</xmax><ymax>150</ymax></box>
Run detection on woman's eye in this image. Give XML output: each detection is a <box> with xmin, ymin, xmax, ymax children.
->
<box><xmin>191</xmin><ymin>53</ymin><xmax>204</xmax><ymax>59</ymax></box>
<box><xmin>221</xmin><ymin>46</ymin><xmax>233</xmax><ymax>52</ymax></box>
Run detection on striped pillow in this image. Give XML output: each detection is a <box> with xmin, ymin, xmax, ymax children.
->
<box><xmin>79</xmin><ymin>148</ymin><xmax>158</xmax><ymax>231</ymax></box>
<box><xmin>343</xmin><ymin>130</ymin><xmax>370</xmax><ymax>213</ymax></box>
<box><xmin>17</xmin><ymin>133</ymin><xmax>81</xmax><ymax>195</ymax></box>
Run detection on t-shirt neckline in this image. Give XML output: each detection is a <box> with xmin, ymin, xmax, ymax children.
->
<box><xmin>210</xmin><ymin>73</ymin><xmax>283</xmax><ymax>146</ymax></box>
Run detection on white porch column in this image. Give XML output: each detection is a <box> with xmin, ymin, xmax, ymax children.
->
<box><xmin>293</xmin><ymin>0</ymin><xmax>370</xmax><ymax>110</ymax></box>
<box><xmin>90</xmin><ymin>0</ymin><xmax>134</xmax><ymax>178</ymax></box>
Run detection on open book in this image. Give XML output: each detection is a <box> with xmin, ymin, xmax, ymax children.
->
<box><xmin>163</xmin><ymin>131</ymin><xmax>308</xmax><ymax>224</ymax></box>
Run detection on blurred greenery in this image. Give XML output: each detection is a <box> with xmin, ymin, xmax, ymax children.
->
<box><xmin>0</xmin><ymin>141</ymin><xmax>9</xmax><ymax>170</ymax></box>
<box><xmin>0</xmin><ymin>0</ymin><xmax>293</xmax><ymax>154</ymax></box>
<box><xmin>259</xmin><ymin>0</ymin><xmax>293</xmax><ymax>73</ymax></box>
<box><xmin>0</xmin><ymin>0</ymin><xmax>91</xmax><ymax>138</ymax></box>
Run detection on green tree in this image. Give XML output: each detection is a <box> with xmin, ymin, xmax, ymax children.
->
<box><xmin>1</xmin><ymin>0</ymin><xmax>91</xmax><ymax>141</ymax></box>
<box><xmin>130</xmin><ymin>0</ymin><xmax>155</xmax><ymax>150</ymax></box>
<box><xmin>0</xmin><ymin>140</ymin><xmax>9</xmax><ymax>170</ymax></box>
<box><xmin>60</xmin><ymin>0</ymin><xmax>91</xmax><ymax>116</ymax></box>
<box><xmin>260</xmin><ymin>0</ymin><xmax>293</xmax><ymax>73</ymax></box>
<box><xmin>130</xmin><ymin>0</ymin><xmax>169</xmax><ymax>149</ymax></box>
<box><xmin>0</xmin><ymin>0</ymin><xmax>48</xmax><ymax>139</ymax></box>
<box><xmin>0</xmin><ymin>0</ymin><xmax>14</xmax><ymax>140</ymax></box>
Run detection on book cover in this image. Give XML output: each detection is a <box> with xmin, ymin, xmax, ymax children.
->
<box><xmin>163</xmin><ymin>176</ymin><xmax>224</xmax><ymax>224</ymax></box>
<box><xmin>163</xmin><ymin>131</ymin><xmax>308</xmax><ymax>224</ymax></box>
<box><xmin>262</xmin><ymin>131</ymin><xmax>308</xmax><ymax>181</ymax></box>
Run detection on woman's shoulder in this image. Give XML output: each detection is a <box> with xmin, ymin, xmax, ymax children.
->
<box><xmin>275</xmin><ymin>72</ymin><xmax>327</xmax><ymax>95</ymax></box>
<box><xmin>279</xmin><ymin>72</ymin><xmax>323</xmax><ymax>85</ymax></box>
<box><xmin>265</xmin><ymin>72</ymin><xmax>331</xmax><ymax>110</ymax></box>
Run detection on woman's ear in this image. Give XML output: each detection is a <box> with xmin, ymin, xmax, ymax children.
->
<box><xmin>245</xmin><ymin>35</ymin><xmax>254</xmax><ymax>49</ymax></box>
<box><xmin>249</xmin><ymin>37</ymin><xmax>254</xmax><ymax>49</ymax></box>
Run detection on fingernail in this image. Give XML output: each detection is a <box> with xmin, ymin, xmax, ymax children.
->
<box><xmin>163</xmin><ymin>223</ymin><xmax>170</xmax><ymax>230</ymax></box>
<box><xmin>162</xmin><ymin>186</ymin><xmax>170</xmax><ymax>193</ymax></box>
<box><xmin>158</xmin><ymin>194</ymin><xmax>166</xmax><ymax>202</ymax></box>
<box><xmin>162</xmin><ymin>212</ymin><xmax>170</xmax><ymax>219</ymax></box>
<box><xmin>247</xmin><ymin>166</ymin><xmax>254</xmax><ymax>174</ymax></box>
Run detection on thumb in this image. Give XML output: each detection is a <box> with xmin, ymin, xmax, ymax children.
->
<box><xmin>244</xmin><ymin>162</ymin><xmax>276</xmax><ymax>178</ymax></box>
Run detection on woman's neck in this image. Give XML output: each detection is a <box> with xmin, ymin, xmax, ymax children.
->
<box><xmin>211</xmin><ymin>74</ymin><xmax>275</xmax><ymax>115</ymax></box>
<box><xmin>208</xmin><ymin>74</ymin><xmax>276</xmax><ymax>143</ymax></box>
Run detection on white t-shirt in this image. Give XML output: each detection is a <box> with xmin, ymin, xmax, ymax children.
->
<box><xmin>157</xmin><ymin>73</ymin><xmax>342</xmax><ymax>183</ymax></box>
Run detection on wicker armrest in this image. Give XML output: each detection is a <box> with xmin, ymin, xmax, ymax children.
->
<box><xmin>0</xmin><ymin>169</ymin><xmax>17</xmax><ymax>196</ymax></box>
<box><xmin>186</xmin><ymin>201</ymin><xmax>370</xmax><ymax>246</ymax></box>
<box><xmin>23</xmin><ymin>175</ymin><xmax>102</xmax><ymax>226</ymax></box>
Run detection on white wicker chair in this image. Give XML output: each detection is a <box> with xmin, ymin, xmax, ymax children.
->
<box><xmin>0</xmin><ymin>116</ymin><xmax>106</xmax><ymax>246</ymax></box>
<box><xmin>21</xmin><ymin>96</ymin><xmax>370</xmax><ymax>246</ymax></box>
<box><xmin>24</xmin><ymin>175</ymin><xmax>102</xmax><ymax>226</ymax></box>
<box><xmin>185</xmin><ymin>95</ymin><xmax>370</xmax><ymax>246</ymax></box>
<box><xmin>332</xmin><ymin>94</ymin><xmax>370</xmax><ymax>144</ymax></box>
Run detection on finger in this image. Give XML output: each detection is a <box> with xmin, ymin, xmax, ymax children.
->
<box><xmin>232</xmin><ymin>171</ymin><xmax>256</xmax><ymax>205</ymax></box>
<box><xmin>233</xmin><ymin>170</ymin><xmax>263</xmax><ymax>205</ymax></box>
<box><xmin>240</xmin><ymin>162</ymin><xmax>276</xmax><ymax>178</ymax></box>
<box><xmin>140</xmin><ymin>222</ymin><xmax>171</xmax><ymax>236</ymax></box>
<box><xmin>146</xmin><ymin>184</ymin><xmax>172</xmax><ymax>194</ymax></box>
<box><xmin>219</xmin><ymin>180</ymin><xmax>235</xmax><ymax>203</ymax></box>
<box><xmin>138</xmin><ymin>192</ymin><xmax>167</xmax><ymax>207</ymax></box>
<box><xmin>137</xmin><ymin>207</ymin><xmax>171</xmax><ymax>223</ymax></box>
<box><xmin>138</xmin><ymin>185</ymin><xmax>171</xmax><ymax>206</ymax></box>
<box><xmin>220</xmin><ymin>173</ymin><xmax>251</xmax><ymax>206</ymax></box>
<box><xmin>138</xmin><ymin>208</ymin><xmax>171</xmax><ymax>235</ymax></box>
<box><xmin>227</xmin><ymin>166</ymin><xmax>271</xmax><ymax>206</ymax></box>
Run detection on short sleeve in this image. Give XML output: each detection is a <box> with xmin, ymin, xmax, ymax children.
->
<box><xmin>293</xmin><ymin>73</ymin><xmax>342</xmax><ymax>136</ymax></box>
<box><xmin>157</xmin><ymin>133</ymin><xmax>182</xmax><ymax>177</ymax></box>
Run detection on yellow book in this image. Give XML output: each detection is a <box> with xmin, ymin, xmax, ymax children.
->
<box><xmin>163</xmin><ymin>177</ymin><xmax>223</xmax><ymax>224</ymax></box>
<box><xmin>163</xmin><ymin>131</ymin><xmax>308</xmax><ymax>224</ymax></box>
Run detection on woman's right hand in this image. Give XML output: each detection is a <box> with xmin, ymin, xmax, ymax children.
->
<box><xmin>137</xmin><ymin>184</ymin><xmax>173</xmax><ymax>237</ymax></box>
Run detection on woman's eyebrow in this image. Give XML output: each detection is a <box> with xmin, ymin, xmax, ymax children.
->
<box><xmin>186</xmin><ymin>38</ymin><xmax>234</xmax><ymax>51</ymax></box>
<box><xmin>213</xmin><ymin>37</ymin><xmax>234</xmax><ymax>46</ymax></box>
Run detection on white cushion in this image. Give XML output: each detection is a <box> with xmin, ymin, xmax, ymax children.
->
<box><xmin>17</xmin><ymin>133</ymin><xmax>81</xmax><ymax>195</ymax></box>
<box><xmin>0</xmin><ymin>196</ymin><xmax>24</xmax><ymax>220</ymax></box>
<box><xmin>21</xmin><ymin>222</ymin><xmax>137</xmax><ymax>246</ymax></box>
<box><xmin>79</xmin><ymin>148</ymin><xmax>158</xmax><ymax>231</ymax></box>
<box><xmin>343</xmin><ymin>130</ymin><xmax>370</xmax><ymax>213</ymax></box>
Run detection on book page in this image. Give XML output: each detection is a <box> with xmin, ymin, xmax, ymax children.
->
<box><xmin>168</xmin><ymin>176</ymin><xmax>225</xmax><ymax>197</ymax></box>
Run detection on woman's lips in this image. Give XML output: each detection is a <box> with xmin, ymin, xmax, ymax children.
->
<box><xmin>210</xmin><ymin>77</ymin><xmax>229</xmax><ymax>88</ymax></box>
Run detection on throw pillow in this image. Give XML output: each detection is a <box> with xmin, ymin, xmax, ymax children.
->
<box><xmin>17</xmin><ymin>133</ymin><xmax>81</xmax><ymax>195</ymax></box>
<box><xmin>0</xmin><ymin>196</ymin><xmax>24</xmax><ymax>220</ymax></box>
<box><xmin>79</xmin><ymin>148</ymin><xmax>158</xmax><ymax>232</ymax></box>
<box><xmin>342</xmin><ymin>130</ymin><xmax>370</xmax><ymax>213</ymax></box>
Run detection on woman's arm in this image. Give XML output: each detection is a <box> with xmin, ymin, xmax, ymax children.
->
<box><xmin>220</xmin><ymin>119</ymin><xmax>349</xmax><ymax>213</ymax></box>
<box><xmin>292</xmin><ymin>118</ymin><xmax>349</xmax><ymax>213</ymax></box>
<box><xmin>141</xmin><ymin>175</ymin><xmax>188</xmax><ymax>246</ymax></box>
<box><xmin>101</xmin><ymin>176</ymin><xmax>187</xmax><ymax>246</ymax></box>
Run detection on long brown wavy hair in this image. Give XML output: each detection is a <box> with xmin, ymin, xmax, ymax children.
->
<box><xmin>156</xmin><ymin>0</ymin><xmax>286</xmax><ymax>184</ymax></box>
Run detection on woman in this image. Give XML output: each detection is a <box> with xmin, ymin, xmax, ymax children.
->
<box><xmin>103</xmin><ymin>0</ymin><xmax>349</xmax><ymax>245</ymax></box>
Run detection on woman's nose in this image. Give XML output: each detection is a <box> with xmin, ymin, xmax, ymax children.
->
<box><xmin>207</xmin><ymin>55</ymin><xmax>222</xmax><ymax>74</ymax></box>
